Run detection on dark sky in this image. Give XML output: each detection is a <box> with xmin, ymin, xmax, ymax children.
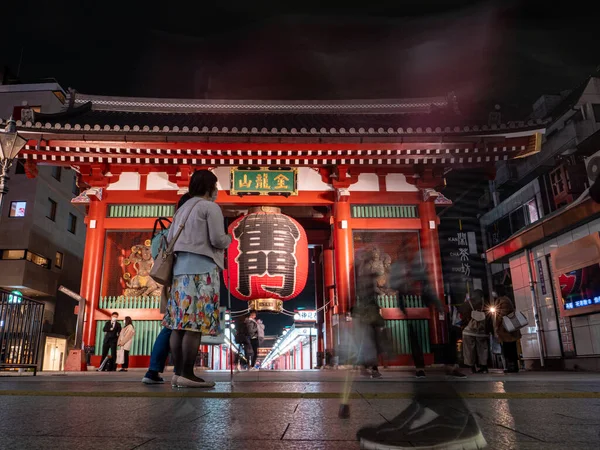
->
<box><xmin>2</xmin><ymin>0</ymin><xmax>599</xmax><ymax>118</ymax></box>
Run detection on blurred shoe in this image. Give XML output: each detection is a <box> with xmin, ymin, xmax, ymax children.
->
<box><xmin>339</xmin><ymin>403</ymin><xmax>351</xmax><ymax>419</ymax></box>
<box><xmin>250</xmin><ymin>367</ymin><xmax>259</xmax><ymax>371</ymax></box>
<box><xmin>477</xmin><ymin>366</ymin><xmax>489</xmax><ymax>374</ymax></box>
<box><xmin>361</xmin><ymin>368</ymin><xmax>372</xmax><ymax>377</ymax></box>
<box><xmin>171</xmin><ymin>374</ymin><xmax>179</xmax><ymax>387</ymax></box>
<box><xmin>471</xmin><ymin>366</ymin><xmax>477</xmax><ymax>374</ymax></box>
<box><xmin>176</xmin><ymin>377</ymin><xmax>215</xmax><ymax>388</ymax></box>
<box><xmin>119</xmin><ymin>369</ymin><xmax>127</xmax><ymax>372</ymax></box>
<box><xmin>142</xmin><ymin>371</ymin><xmax>165</xmax><ymax>384</ymax></box>
<box><xmin>448</xmin><ymin>369</ymin><xmax>467</xmax><ymax>379</ymax></box>
<box><xmin>371</xmin><ymin>370</ymin><xmax>383</xmax><ymax>379</ymax></box>
<box><xmin>357</xmin><ymin>401</ymin><xmax>487</xmax><ymax>449</ymax></box>
<box><xmin>415</xmin><ymin>370</ymin><xmax>426</xmax><ymax>379</ymax></box>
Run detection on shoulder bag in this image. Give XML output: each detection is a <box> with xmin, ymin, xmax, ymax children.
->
<box><xmin>468</xmin><ymin>300</ymin><xmax>486</xmax><ymax>322</ymax></box>
<box><xmin>150</xmin><ymin>199</ymin><xmax>201</xmax><ymax>286</ymax></box>
<box><xmin>502</xmin><ymin>310</ymin><xmax>528</xmax><ymax>333</ymax></box>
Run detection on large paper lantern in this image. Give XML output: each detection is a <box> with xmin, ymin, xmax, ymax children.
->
<box><xmin>227</xmin><ymin>207</ymin><xmax>308</xmax><ymax>301</ymax></box>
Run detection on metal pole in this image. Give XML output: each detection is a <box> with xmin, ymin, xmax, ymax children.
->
<box><xmin>0</xmin><ymin>161</ymin><xmax>10</xmax><ymax>215</ymax></box>
<box><xmin>309</xmin><ymin>326</ymin><xmax>313</xmax><ymax>370</ymax></box>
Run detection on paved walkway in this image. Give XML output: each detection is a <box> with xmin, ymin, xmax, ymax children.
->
<box><xmin>1</xmin><ymin>369</ymin><xmax>600</xmax><ymax>449</ymax></box>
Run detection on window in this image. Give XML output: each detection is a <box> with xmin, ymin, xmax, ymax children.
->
<box><xmin>509</xmin><ymin>208</ymin><xmax>527</xmax><ymax>235</ymax></box>
<box><xmin>1</xmin><ymin>249</ymin><xmax>26</xmax><ymax>260</ymax></box>
<box><xmin>68</xmin><ymin>213</ymin><xmax>77</xmax><ymax>234</ymax></box>
<box><xmin>72</xmin><ymin>175</ymin><xmax>80</xmax><ymax>196</ymax></box>
<box><xmin>55</xmin><ymin>252</ymin><xmax>64</xmax><ymax>269</ymax></box>
<box><xmin>15</xmin><ymin>160</ymin><xmax>26</xmax><ymax>175</ymax></box>
<box><xmin>47</xmin><ymin>198</ymin><xmax>57</xmax><ymax>221</ymax></box>
<box><xmin>593</xmin><ymin>104</ymin><xmax>600</xmax><ymax>123</ymax></box>
<box><xmin>9</xmin><ymin>201</ymin><xmax>27</xmax><ymax>217</ymax></box>
<box><xmin>526</xmin><ymin>198</ymin><xmax>540</xmax><ymax>224</ymax></box>
<box><xmin>26</xmin><ymin>251</ymin><xmax>50</xmax><ymax>269</ymax></box>
<box><xmin>52</xmin><ymin>166</ymin><xmax>62</xmax><ymax>181</ymax></box>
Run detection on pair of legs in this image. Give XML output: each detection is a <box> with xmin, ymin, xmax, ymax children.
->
<box><xmin>170</xmin><ymin>329</ymin><xmax>203</xmax><ymax>382</ymax></box>
<box><xmin>143</xmin><ymin>327</ymin><xmax>172</xmax><ymax>382</ymax></box>
<box><xmin>101</xmin><ymin>339</ymin><xmax>117</xmax><ymax>371</ymax></box>
<box><xmin>502</xmin><ymin>341</ymin><xmax>519</xmax><ymax>372</ymax></box>
<box><xmin>462</xmin><ymin>335</ymin><xmax>489</xmax><ymax>370</ymax></box>
<box><xmin>250</xmin><ymin>338</ymin><xmax>259</xmax><ymax>368</ymax></box>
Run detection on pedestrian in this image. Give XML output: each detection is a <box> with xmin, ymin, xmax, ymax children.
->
<box><xmin>493</xmin><ymin>285</ymin><xmax>521</xmax><ymax>373</ymax></box>
<box><xmin>234</xmin><ymin>315</ymin><xmax>252</xmax><ymax>370</ymax></box>
<box><xmin>245</xmin><ymin>310</ymin><xmax>260</xmax><ymax>370</ymax></box>
<box><xmin>99</xmin><ymin>312</ymin><xmax>121</xmax><ymax>371</ymax></box>
<box><xmin>162</xmin><ymin>170</ymin><xmax>231</xmax><ymax>388</ymax></box>
<box><xmin>142</xmin><ymin>192</ymin><xmax>190</xmax><ymax>385</ymax></box>
<box><xmin>388</xmin><ymin>249</ymin><xmax>465</xmax><ymax>379</ymax></box>
<box><xmin>460</xmin><ymin>289</ymin><xmax>490</xmax><ymax>373</ymax></box>
<box><xmin>117</xmin><ymin>316</ymin><xmax>135</xmax><ymax>372</ymax></box>
<box><xmin>354</xmin><ymin>270</ymin><xmax>384</xmax><ymax>379</ymax></box>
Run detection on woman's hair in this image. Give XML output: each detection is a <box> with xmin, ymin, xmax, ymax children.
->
<box><xmin>189</xmin><ymin>170</ymin><xmax>218</xmax><ymax>198</ymax></box>
<box><xmin>177</xmin><ymin>193</ymin><xmax>192</xmax><ymax>209</ymax></box>
<box><xmin>125</xmin><ymin>316</ymin><xmax>133</xmax><ymax>327</ymax></box>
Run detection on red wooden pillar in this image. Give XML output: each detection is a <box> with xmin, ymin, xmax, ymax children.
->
<box><xmin>323</xmin><ymin>248</ymin><xmax>335</xmax><ymax>352</ymax></box>
<box><xmin>82</xmin><ymin>198</ymin><xmax>107</xmax><ymax>347</ymax></box>
<box><xmin>333</xmin><ymin>189</ymin><xmax>353</xmax><ymax>315</ymax></box>
<box><xmin>418</xmin><ymin>200</ymin><xmax>446</xmax><ymax>345</ymax></box>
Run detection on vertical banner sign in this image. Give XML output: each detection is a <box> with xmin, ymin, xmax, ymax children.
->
<box><xmin>537</xmin><ymin>260</ymin><xmax>547</xmax><ymax>296</ymax></box>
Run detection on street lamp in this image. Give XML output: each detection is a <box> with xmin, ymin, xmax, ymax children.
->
<box><xmin>0</xmin><ymin>117</ymin><xmax>27</xmax><ymax>212</ymax></box>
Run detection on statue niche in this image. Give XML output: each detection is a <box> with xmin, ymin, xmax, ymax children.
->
<box><xmin>122</xmin><ymin>242</ymin><xmax>162</xmax><ymax>298</ymax></box>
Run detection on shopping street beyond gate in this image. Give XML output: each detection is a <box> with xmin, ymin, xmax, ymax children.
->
<box><xmin>0</xmin><ymin>369</ymin><xmax>599</xmax><ymax>449</ymax></box>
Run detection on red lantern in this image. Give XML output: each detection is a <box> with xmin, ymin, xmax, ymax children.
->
<box><xmin>227</xmin><ymin>208</ymin><xmax>308</xmax><ymax>301</ymax></box>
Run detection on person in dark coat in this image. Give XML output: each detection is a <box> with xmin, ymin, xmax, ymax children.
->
<box><xmin>100</xmin><ymin>312</ymin><xmax>121</xmax><ymax>371</ymax></box>
<box><xmin>493</xmin><ymin>285</ymin><xmax>521</xmax><ymax>373</ymax></box>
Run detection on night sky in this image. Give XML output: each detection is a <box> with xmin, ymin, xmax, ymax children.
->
<box><xmin>2</xmin><ymin>1</ymin><xmax>599</xmax><ymax>118</ymax></box>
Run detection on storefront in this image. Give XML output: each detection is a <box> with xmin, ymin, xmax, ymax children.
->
<box><xmin>487</xmin><ymin>196</ymin><xmax>600</xmax><ymax>370</ymax></box>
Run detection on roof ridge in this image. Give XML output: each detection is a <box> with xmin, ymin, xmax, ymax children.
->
<box><xmin>67</xmin><ymin>91</ymin><xmax>452</xmax><ymax>114</ymax></box>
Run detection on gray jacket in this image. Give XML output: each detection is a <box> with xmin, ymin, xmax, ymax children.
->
<box><xmin>167</xmin><ymin>197</ymin><xmax>231</xmax><ymax>269</ymax></box>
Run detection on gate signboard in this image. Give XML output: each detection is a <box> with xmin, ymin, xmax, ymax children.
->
<box><xmin>230</xmin><ymin>168</ymin><xmax>298</xmax><ymax>196</ymax></box>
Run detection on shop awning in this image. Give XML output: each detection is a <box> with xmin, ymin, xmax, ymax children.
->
<box><xmin>486</xmin><ymin>195</ymin><xmax>600</xmax><ymax>263</ymax></box>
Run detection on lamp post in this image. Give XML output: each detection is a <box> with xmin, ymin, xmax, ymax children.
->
<box><xmin>0</xmin><ymin>117</ymin><xmax>27</xmax><ymax>213</ymax></box>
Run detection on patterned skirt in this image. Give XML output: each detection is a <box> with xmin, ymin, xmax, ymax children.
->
<box><xmin>162</xmin><ymin>267</ymin><xmax>220</xmax><ymax>334</ymax></box>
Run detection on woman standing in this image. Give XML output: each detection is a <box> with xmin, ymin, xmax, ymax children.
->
<box><xmin>460</xmin><ymin>290</ymin><xmax>491</xmax><ymax>373</ymax></box>
<box><xmin>493</xmin><ymin>286</ymin><xmax>521</xmax><ymax>373</ymax></box>
<box><xmin>162</xmin><ymin>170</ymin><xmax>231</xmax><ymax>388</ymax></box>
<box><xmin>117</xmin><ymin>316</ymin><xmax>135</xmax><ymax>371</ymax></box>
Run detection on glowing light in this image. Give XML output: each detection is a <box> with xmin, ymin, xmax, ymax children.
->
<box><xmin>294</xmin><ymin>313</ymin><xmax>300</xmax><ymax>320</ymax></box>
<box><xmin>489</xmin><ymin>307</ymin><xmax>496</xmax><ymax>313</ymax></box>
<box><xmin>230</xmin><ymin>323</ymin><xmax>236</xmax><ymax>330</ymax></box>
<box><xmin>225</xmin><ymin>313</ymin><xmax>231</xmax><ymax>321</ymax></box>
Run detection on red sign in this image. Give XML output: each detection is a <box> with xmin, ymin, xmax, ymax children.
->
<box><xmin>227</xmin><ymin>211</ymin><xmax>308</xmax><ymax>301</ymax></box>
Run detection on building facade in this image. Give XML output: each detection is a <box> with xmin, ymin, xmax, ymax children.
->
<box><xmin>483</xmin><ymin>74</ymin><xmax>600</xmax><ymax>371</ymax></box>
<box><xmin>8</xmin><ymin>90</ymin><xmax>542</xmax><ymax>368</ymax></box>
<box><xmin>0</xmin><ymin>81</ymin><xmax>86</xmax><ymax>370</ymax></box>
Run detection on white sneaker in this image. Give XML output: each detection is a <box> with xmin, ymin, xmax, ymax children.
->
<box><xmin>171</xmin><ymin>375</ymin><xmax>179</xmax><ymax>387</ymax></box>
<box><xmin>176</xmin><ymin>377</ymin><xmax>216</xmax><ymax>388</ymax></box>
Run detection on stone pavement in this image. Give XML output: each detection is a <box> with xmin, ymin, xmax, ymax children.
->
<box><xmin>1</xmin><ymin>369</ymin><xmax>600</xmax><ymax>449</ymax></box>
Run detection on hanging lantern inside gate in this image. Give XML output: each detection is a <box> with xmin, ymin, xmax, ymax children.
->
<box><xmin>227</xmin><ymin>207</ymin><xmax>308</xmax><ymax>303</ymax></box>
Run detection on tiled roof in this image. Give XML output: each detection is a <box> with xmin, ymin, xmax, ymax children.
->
<box><xmin>7</xmin><ymin>91</ymin><xmax>547</xmax><ymax>137</ymax></box>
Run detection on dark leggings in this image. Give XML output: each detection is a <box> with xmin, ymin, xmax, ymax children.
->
<box><xmin>123</xmin><ymin>350</ymin><xmax>130</xmax><ymax>369</ymax></box>
<box><xmin>170</xmin><ymin>330</ymin><xmax>202</xmax><ymax>380</ymax></box>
